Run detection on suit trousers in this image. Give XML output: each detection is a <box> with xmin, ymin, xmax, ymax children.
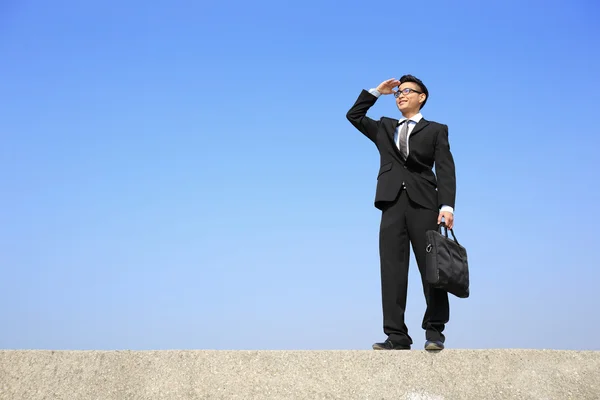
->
<box><xmin>379</xmin><ymin>187</ymin><xmax>449</xmax><ymax>346</ymax></box>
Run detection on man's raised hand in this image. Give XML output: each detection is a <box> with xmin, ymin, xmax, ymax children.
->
<box><xmin>376</xmin><ymin>78</ymin><xmax>401</xmax><ymax>95</ymax></box>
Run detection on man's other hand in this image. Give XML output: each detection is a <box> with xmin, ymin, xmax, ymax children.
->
<box><xmin>438</xmin><ymin>211</ymin><xmax>454</xmax><ymax>229</ymax></box>
<box><xmin>376</xmin><ymin>78</ymin><xmax>401</xmax><ymax>95</ymax></box>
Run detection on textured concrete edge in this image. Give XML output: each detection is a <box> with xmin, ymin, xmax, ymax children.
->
<box><xmin>1</xmin><ymin>348</ymin><xmax>598</xmax><ymax>351</ymax></box>
<box><xmin>1</xmin><ymin>349</ymin><xmax>599</xmax><ymax>400</ymax></box>
<box><xmin>1</xmin><ymin>348</ymin><xmax>598</xmax><ymax>353</ymax></box>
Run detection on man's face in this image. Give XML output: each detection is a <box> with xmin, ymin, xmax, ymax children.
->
<box><xmin>395</xmin><ymin>82</ymin><xmax>426</xmax><ymax>114</ymax></box>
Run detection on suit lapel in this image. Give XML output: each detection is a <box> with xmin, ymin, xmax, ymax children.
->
<box><xmin>410</xmin><ymin>118</ymin><xmax>429</xmax><ymax>137</ymax></box>
<box><xmin>382</xmin><ymin>117</ymin><xmax>430</xmax><ymax>162</ymax></box>
<box><xmin>387</xmin><ymin>117</ymin><xmax>430</xmax><ymax>141</ymax></box>
<box><xmin>383</xmin><ymin>119</ymin><xmax>403</xmax><ymax>160</ymax></box>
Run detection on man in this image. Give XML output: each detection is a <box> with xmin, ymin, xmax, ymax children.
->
<box><xmin>346</xmin><ymin>75</ymin><xmax>456</xmax><ymax>351</ymax></box>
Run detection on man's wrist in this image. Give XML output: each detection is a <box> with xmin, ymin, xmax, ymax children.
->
<box><xmin>440</xmin><ymin>205</ymin><xmax>454</xmax><ymax>214</ymax></box>
<box><xmin>368</xmin><ymin>88</ymin><xmax>382</xmax><ymax>98</ymax></box>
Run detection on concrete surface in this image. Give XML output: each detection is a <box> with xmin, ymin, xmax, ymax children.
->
<box><xmin>0</xmin><ymin>349</ymin><xmax>599</xmax><ymax>399</ymax></box>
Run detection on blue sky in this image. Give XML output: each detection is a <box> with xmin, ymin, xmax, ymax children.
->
<box><xmin>1</xmin><ymin>0</ymin><xmax>599</xmax><ymax>351</ymax></box>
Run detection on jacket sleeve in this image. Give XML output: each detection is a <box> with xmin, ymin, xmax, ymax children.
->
<box><xmin>346</xmin><ymin>89</ymin><xmax>380</xmax><ymax>143</ymax></box>
<box><xmin>434</xmin><ymin>124</ymin><xmax>457</xmax><ymax>209</ymax></box>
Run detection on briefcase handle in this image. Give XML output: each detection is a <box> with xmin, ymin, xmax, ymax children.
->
<box><xmin>437</xmin><ymin>222</ymin><xmax>460</xmax><ymax>245</ymax></box>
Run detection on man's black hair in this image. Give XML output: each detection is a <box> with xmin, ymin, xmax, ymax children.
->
<box><xmin>399</xmin><ymin>75</ymin><xmax>428</xmax><ymax>109</ymax></box>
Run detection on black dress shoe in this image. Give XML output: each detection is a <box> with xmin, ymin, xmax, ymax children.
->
<box><xmin>372</xmin><ymin>339</ymin><xmax>411</xmax><ymax>350</ymax></box>
<box><xmin>424</xmin><ymin>340</ymin><xmax>444</xmax><ymax>351</ymax></box>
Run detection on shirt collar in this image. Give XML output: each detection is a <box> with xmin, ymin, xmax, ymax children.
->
<box><xmin>398</xmin><ymin>113</ymin><xmax>423</xmax><ymax>125</ymax></box>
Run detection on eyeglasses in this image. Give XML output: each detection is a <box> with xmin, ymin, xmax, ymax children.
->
<box><xmin>393</xmin><ymin>88</ymin><xmax>423</xmax><ymax>98</ymax></box>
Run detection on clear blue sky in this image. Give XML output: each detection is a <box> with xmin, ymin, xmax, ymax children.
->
<box><xmin>1</xmin><ymin>0</ymin><xmax>599</xmax><ymax>351</ymax></box>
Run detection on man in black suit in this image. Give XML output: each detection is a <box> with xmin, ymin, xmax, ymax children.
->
<box><xmin>346</xmin><ymin>75</ymin><xmax>456</xmax><ymax>351</ymax></box>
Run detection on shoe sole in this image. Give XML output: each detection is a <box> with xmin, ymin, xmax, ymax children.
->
<box><xmin>424</xmin><ymin>342</ymin><xmax>444</xmax><ymax>351</ymax></box>
<box><xmin>372</xmin><ymin>345</ymin><xmax>410</xmax><ymax>350</ymax></box>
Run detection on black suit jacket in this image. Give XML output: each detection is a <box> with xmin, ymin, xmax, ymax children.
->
<box><xmin>346</xmin><ymin>89</ymin><xmax>456</xmax><ymax>211</ymax></box>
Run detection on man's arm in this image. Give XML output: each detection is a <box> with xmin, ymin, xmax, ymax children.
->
<box><xmin>435</xmin><ymin>124</ymin><xmax>457</xmax><ymax>228</ymax></box>
<box><xmin>346</xmin><ymin>90</ymin><xmax>380</xmax><ymax>143</ymax></box>
<box><xmin>346</xmin><ymin>78</ymin><xmax>401</xmax><ymax>143</ymax></box>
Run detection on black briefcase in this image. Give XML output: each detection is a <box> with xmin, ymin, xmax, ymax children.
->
<box><xmin>425</xmin><ymin>223</ymin><xmax>469</xmax><ymax>298</ymax></box>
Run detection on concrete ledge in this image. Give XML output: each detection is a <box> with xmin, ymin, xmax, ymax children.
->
<box><xmin>1</xmin><ymin>350</ymin><xmax>599</xmax><ymax>399</ymax></box>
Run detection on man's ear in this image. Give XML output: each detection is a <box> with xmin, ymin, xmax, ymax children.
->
<box><xmin>419</xmin><ymin>93</ymin><xmax>427</xmax><ymax>105</ymax></box>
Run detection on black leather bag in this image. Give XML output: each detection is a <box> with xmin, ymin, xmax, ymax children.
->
<box><xmin>425</xmin><ymin>223</ymin><xmax>469</xmax><ymax>298</ymax></box>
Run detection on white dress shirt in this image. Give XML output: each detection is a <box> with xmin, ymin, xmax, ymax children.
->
<box><xmin>368</xmin><ymin>88</ymin><xmax>454</xmax><ymax>215</ymax></box>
